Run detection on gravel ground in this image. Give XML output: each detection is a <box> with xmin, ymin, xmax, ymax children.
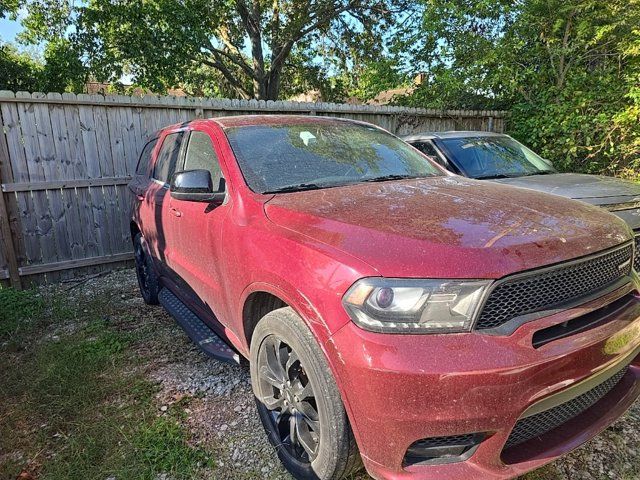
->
<box><xmin>42</xmin><ymin>268</ymin><xmax>640</xmax><ymax>480</ymax></box>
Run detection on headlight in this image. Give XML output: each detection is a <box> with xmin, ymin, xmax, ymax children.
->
<box><xmin>342</xmin><ymin>278</ymin><xmax>492</xmax><ymax>333</ymax></box>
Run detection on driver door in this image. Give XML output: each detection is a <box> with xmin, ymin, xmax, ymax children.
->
<box><xmin>166</xmin><ymin>127</ymin><xmax>230</xmax><ymax>325</ymax></box>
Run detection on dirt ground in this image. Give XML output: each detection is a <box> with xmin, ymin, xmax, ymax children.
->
<box><xmin>2</xmin><ymin>268</ymin><xmax>639</xmax><ymax>480</ymax></box>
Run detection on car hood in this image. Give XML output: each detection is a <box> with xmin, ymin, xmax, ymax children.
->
<box><xmin>264</xmin><ymin>176</ymin><xmax>631</xmax><ymax>279</ymax></box>
<box><xmin>490</xmin><ymin>173</ymin><xmax>640</xmax><ymax>203</ymax></box>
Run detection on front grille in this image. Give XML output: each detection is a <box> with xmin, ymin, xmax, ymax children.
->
<box><xmin>476</xmin><ymin>243</ymin><xmax>633</xmax><ymax>330</ymax></box>
<box><xmin>504</xmin><ymin>366</ymin><xmax>628</xmax><ymax>449</ymax></box>
<box><xmin>634</xmin><ymin>235</ymin><xmax>639</xmax><ymax>271</ymax></box>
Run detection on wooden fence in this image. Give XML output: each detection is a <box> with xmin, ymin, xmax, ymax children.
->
<box><xmin>0</xmin><ymin>90</ymin><xmax>506</xmax><ymax>286</ymax></box>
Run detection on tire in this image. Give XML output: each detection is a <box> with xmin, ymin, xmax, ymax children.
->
<box><xmin>133</xmin><ymin>233</ymin><xmax>160</xmax><ymax>305</ymax></box>
<box><xmin>250</xmin><ymin>307</ymin><xmax>362</xmax><ymax>480</ymax></box>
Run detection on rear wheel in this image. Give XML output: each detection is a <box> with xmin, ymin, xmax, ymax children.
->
<box><xmin>133</xmin><ymin>233</ymin><xmax>159</xmax><ymax>305</ymax></box>
<box><xmin>250</xmin><ymin>307</ymin><xmax>362</xmax><ymax>480</ymax></box>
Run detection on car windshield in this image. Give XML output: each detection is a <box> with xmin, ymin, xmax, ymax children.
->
<box><xmin>224</xmin><ymin>121</ymin><xmax>442</xmax><ymax>193</ymax></box>
<box><xmin>436</xmin><ymin>136</ymin><xmax>556</xmax><ymax>179</ymax></box>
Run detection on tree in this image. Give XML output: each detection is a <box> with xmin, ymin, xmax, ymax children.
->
<box><xmin>18</xmin><ymin>0</ymin><xmax>405</xmax><ymax>100</ymax></box>
<box><xmin>0</xmin><ymin>39</ymin><xmax>87</xmax><ymax>92</ymax></box>
<box><xmin>0</xmin><ymin>0</ymin><xmax>21</xmax><ymax>18</ymax></box>
<box><xmin>399</xmin><ymin>0</ymin><xmax>640</xmax><ymax>177</ymax></box>
<box><xmin>0</xmin><ymin>43</ymin><xmax>43</xmax><ymax>91</ymax></box>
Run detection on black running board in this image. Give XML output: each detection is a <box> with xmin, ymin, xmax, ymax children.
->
<box><xmin>159</xmin><ymin>288</ymin><xmax>240</xmax><ymax>364</ymax></box>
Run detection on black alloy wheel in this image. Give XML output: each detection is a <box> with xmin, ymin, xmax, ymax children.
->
<box><xmin>256</xmin><ymin>335</ymin><xmax>321</xmax><ymax>463</ymax></box>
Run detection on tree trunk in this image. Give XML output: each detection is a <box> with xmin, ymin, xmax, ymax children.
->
<box><xmin>264</xmin><ymin>69</ymin><xmax>282</xmax><ymax>100</ymax></box>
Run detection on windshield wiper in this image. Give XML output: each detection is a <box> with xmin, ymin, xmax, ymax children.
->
<box><xmin>264</xmin><ymin>174</ymin><xmax>428</xmax><ymax>193</ymax></box>
<box><xmin>520</xmin><ymin>170</ymin><xmax>556</xmax><ymax>176</ymax></box>
<box><xmin>263</xmin><ymin>183</ymin><xmax>325</xmax><ymax>194</ymax></box>
<box><xmin>361</xmin><ymin>174</ymin><xmax>419</xmax><ymax>183</ymax></box>
<box><xmin>474</xmin><ymin>173</ymin><xmax>519</xmax><ymax>180</ymax></box>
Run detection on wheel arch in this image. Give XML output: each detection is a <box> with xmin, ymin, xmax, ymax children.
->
<box><xmin>238</xmin><ymin>281</ymin><xmax>332</xmax><ymax>355</ymax></box>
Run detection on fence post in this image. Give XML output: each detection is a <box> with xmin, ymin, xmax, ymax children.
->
<box><xmin>0</xmin><ymin>126</ymin><xmax>21</xmax><ymax>289</ymax></box>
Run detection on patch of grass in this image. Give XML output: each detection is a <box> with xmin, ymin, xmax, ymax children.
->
<box><xmin>0</xmin><ymin>287</ymin><xmax>44</xmax><ymax>342</ymax></box>
<box><xmin>0</xmin><ymin>293</ymin><xmax>211</xmax><ymax>480</ymax></box>
<box><xmin>128</xmin><ymin>415</ymin><xmax>210</xmax><ymax>478</ymax></box>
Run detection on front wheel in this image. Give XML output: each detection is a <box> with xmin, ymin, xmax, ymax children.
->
<box><xmin>250</xmin><ymin>307</ymin><xmax>362</xmax><ymax>480</ymax></box>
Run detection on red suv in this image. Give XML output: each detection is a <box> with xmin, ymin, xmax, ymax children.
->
<box><xmin>129</xmin><ymin>116</ymin><xmax>640</xmax><ymax>480</ymax></box>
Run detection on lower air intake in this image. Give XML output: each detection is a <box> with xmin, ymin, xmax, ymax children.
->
<box><xmin>505</xmin><ymin>366</ymin><xmax>628</xmax><ymax>449</ymax></box>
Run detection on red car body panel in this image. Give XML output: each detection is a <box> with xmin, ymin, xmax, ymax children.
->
<box><xmin>264</xmin><ymin>177</ymin><xmax>629</xmax><ymax>278</ymax></box>
<box><xmin>130</xmin><ymin>116</ymin><xmax>640</xmax><ymax>479</ymax></box>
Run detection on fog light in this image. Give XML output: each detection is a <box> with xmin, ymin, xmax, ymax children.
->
<box><xmin>403</xmin><ymin>433</ymin><xmax>485</xmax><ymax>466</ymax></box>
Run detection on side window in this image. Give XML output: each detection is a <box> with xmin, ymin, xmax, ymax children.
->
<box><xmin>135</xmin><ymin>138</ymin><xmax>158</xmax><ymax>175</ymax></box>
<box><xmin>153</xmin><ymin>133</ymin><xmax>184</xmax><ymax>183</ymax></box>
<box><xmin>414</xmin><ymin>141</ymin><xmax>438</xmax><ymax>158</ymax></box>
<box><xmin>183</xmin><ymin>131</ymin><xmax>223</xmax><ymax>190</ymax></box>
<box><xmin>414</xmin><ymin>141</ymin><xmax>448</xmax><ymax>168</ymax></box>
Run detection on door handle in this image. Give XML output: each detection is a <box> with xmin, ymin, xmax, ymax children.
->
<box><xmin>136</xmin><ymin>194</ymin><xmax>145</xmax><ymax>201</ymax></box>
<box><xmin>170</xmin><ymin>207</ymin><xmax>182</xmax><ymax>217</ymax></box>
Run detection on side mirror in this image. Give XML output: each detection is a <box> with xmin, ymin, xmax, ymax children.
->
<box><xmin>170</xmin><ymin>169</ymin><xmax>226</xmax><ymax>203</ymax></box>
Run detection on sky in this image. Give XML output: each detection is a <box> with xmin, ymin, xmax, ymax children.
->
<box><xmin>0</xmin><ymin>16</ymin><xmax>21</xmax><ymax>42</ymax></box>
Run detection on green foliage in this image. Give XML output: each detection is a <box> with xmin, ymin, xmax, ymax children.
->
<box><xmin>399</xmin><ymin>0</ymin><xmax>640</xmax><ymax>177</ymax></box>
<box><xmin>0</xmin><ymin>44</ymin><xmax>44</xmax><ymax>91</ymax></box>
<box><xmin>41</xmin><ymin>38</ymin><xmax>87</xmax><ymax>92</ymax></box>
<box><xmin>0</xmin><ymin>0</ymin><xmax>22</xmax><ymax>18</ymax></box>
<box><xmin>0</xmin><ymin>39</ymin><xmax>86</xmax><ymax>92</ymax></box>
<box><xmin>0</xmin><ymin>287</ymin><xmax>44</xmax><ymax>341</ymax></box>
<box><xmin>0</xmin><ymin>294</ymin><xmax>210</xmax><ymax>480</ymax></box>
<box><xmin>131</xmin><ymin>416</ymin><xmax>211</xmax><ymax>478</ymax></box>
<box><xmin>345</xmin><ymin>57</ymin><xmax>408</xmax><ymax>102</ymax></box>
<box><xmin>16</xmin><ymin>0</ymin><xmax>408</xmax><ymax>100</ymax></box>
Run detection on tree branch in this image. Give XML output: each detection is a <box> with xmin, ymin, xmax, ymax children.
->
<box><xmin>202</xmin><ymin>56</ymin><xmax>252</xmax><ymax>99</ymax></box>
<box><xmin>203</xmin><ymin>37</ymin><xmax>254</xmax><ymax>78</ymax></box>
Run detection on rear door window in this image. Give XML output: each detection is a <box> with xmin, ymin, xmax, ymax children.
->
<box><xmin>153</xmin><ymin>132</ymin><xmax>184</xmax><ymax>183</ymax></box>
<box><xmin>136</xmin><ymin>138</ymin><xmax>158</xmax><ymax>175</ymax></box>
<box><xmin>183</xmin><ymin>131</ymin><xmax>224</xmax><ymax>189</ymax></box>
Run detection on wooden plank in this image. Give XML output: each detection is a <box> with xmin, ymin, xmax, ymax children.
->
<box><xmin>0</xmin><ymin>141</ymin><xmax>22</xmax><ymax>289</ymax></box>
<box><xmin>34</xmin><ymin>93</ymin><xmax>72</xmax><ymax>271</ymax></box>
<box><xmin>0</xmin><ymin>112</ymin><xmax>21</xmax><ymax>288</ymax></box>
<box><xmin>2</xmin><ymin>176</ymin><xmax>132</xmax><ymax>192</ymax></box>
<box><xmin>18</xmin><ymin>252</ymin><xmax>133</xmax><ymax>275</ymax></box>
<box><xmin>15</xmin><ymin>92</ymin><xmax>50</xmax><ymax>266</ymax></box>
<box><xmin>0</xmin><ymin>190</ymin><xmax>21</xmax><ymax>287</ymax></box>
<box><xmin>101</xmin><ymin>95</ymin><xmax>126</xmax><ymax>253</ymax></box>
<box><xmin>47</xmin><ymin>92</ymin><xmax>85</xmax><ymax>264</ymax></box>
<box><xmin>62</xmin><ymin>92</ymin><xmax>95</xmax><ymax>261</ymax></box>
<box><xmin>115</xmin><ymin>96</ymin><xmax>136</xmax><ymax>247</ymax></box>
<box><xmin>0</xmin><ymin>92</ymin><xmax>37</xmax><ymax>267</ymax></box>
<box><xmin>77</xmin><ymin>94</ymin><xmax>106</xmax><ymax>259</ymax></box>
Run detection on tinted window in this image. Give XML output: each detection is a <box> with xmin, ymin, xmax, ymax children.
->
<box><xmin>136</xmin><ymin>138</ymin><xmax>158</xmax><ymax>175</ymax></box>
<box><xmin>413</xmin><ymin>141</ymin><xmax>438</xmax><ymax>158</ymax></box>
<box><xmin>184</xmin><ymin>131</ymin><xmax>223</xmax><ymax>189</ymax></box>
<box><xmin>437</xmin><ymin>136</ymin><xmax>556</xmax><ymax>179</ymax></box>
<box><xmin>153</xmin><ymin>133</ymin><xmax>184</xmax><ymax>183</ymax></box>
<box><xmin>225</xmin><ymin>122</ymin><xmax>442</xmax><ymax>193</ymax></box>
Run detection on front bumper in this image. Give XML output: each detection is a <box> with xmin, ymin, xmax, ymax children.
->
<box><xmin>326</xmin><ymin>284</ymin><xmax>640</xmax><ymax>479</ymax></box>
